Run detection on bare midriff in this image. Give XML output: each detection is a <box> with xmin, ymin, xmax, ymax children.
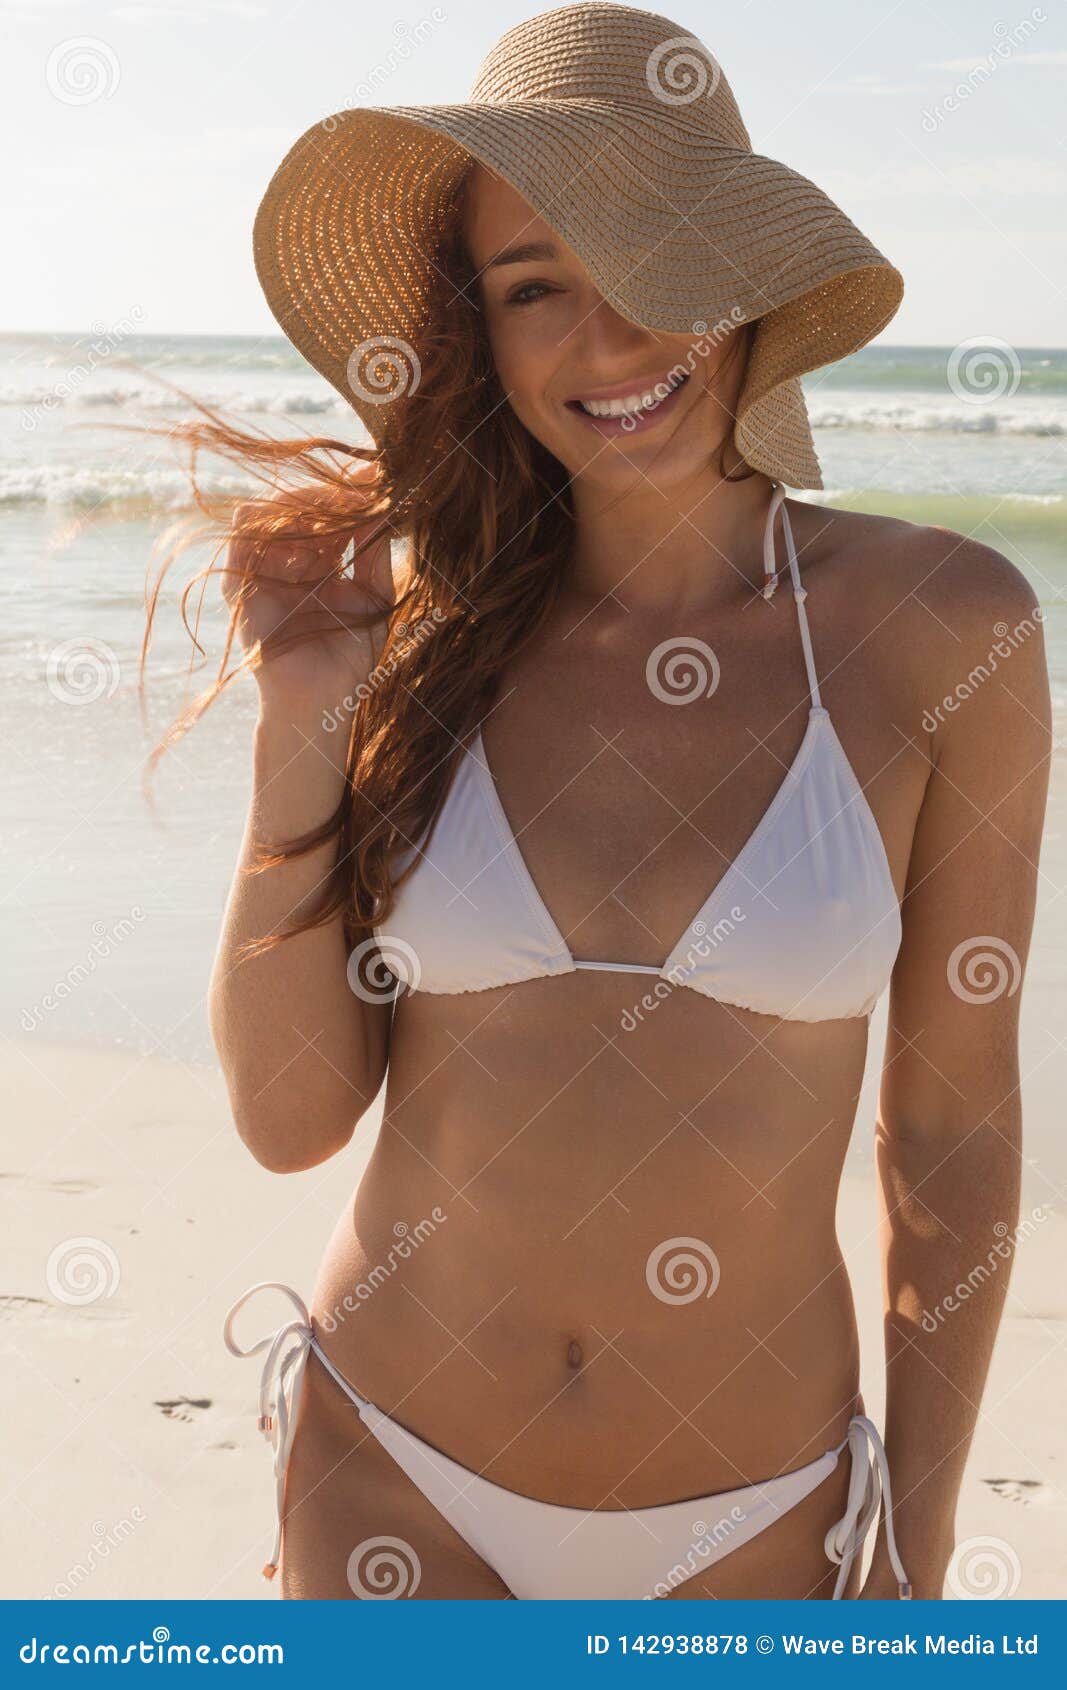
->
<box><xmin>311</xmin><ymin>982</ymin><xmax>869</xmax><ymax>1509</ymax></box>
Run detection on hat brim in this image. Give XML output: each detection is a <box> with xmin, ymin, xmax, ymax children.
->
<box><xmin>253</xmin><ymin>100</ymin><xmax>903</xmax><ymax>488</ymax></box>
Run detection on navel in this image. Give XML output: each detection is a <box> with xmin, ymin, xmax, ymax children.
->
<box><xmin>565</xmin><ymin>1338</ymin><xmax>584</xmax><ymax>1372</ymax></box>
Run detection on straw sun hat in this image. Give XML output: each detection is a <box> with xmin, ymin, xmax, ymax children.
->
<box><xmin>253</xmin><ymin>0</ymin><xmax>903</xmax><ymax>490</ymax></box>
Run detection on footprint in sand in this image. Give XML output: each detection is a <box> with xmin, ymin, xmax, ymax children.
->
<box><xmin>983</xmin><ymin>1478</ymin><xmax>1057</xmax><ymax>1507</ymax></box>
<box><xmin>155</xmin><ymin>1397</ymin><xmax>213</xmax><ymax>1423</ymax></box>
<box><xmin>0</xmin><ymin>1295</ymin><xmax>50</xmax><ymax>1321</ymax></box>
<box><xmin>0</xmin><ymin>1294</ymin><xmax>126</xmax><ymax>1325</ymax></box>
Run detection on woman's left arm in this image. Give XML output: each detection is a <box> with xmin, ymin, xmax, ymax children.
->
<box><xmin>860</xmin><ymin>541</ymin><xmax>1051</xmax><ymax>1599</ymax></box>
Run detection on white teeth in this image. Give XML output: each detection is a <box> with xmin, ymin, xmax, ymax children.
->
<box><xmin>581</xmin><ymin>390</ymin><xmax>655</xmax><ymax>418</ymax></box>
<box><xmin>577</xmin><ymin>373</ymin><xmax>685</xmax><ymax>419</ymax></box>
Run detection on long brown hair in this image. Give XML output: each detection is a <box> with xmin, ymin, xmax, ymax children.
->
<box><xmin>143</xmin><ymin>168</ymin><xmax>755</xmax><ymax>954</ymax></box>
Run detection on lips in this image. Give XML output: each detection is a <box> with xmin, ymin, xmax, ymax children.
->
<box><xmin>564</xmin><ymin>370</ymin><xmax>689</xmax><ymax>436</ymax></box>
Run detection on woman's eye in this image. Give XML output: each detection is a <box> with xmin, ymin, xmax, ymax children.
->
<box><xmin>506</xmin><ymin>282</ymin><xmax>554</xmax><ymax>308</ymax></box>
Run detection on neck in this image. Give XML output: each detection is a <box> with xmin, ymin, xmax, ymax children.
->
<box><xmin>565</xmin><ymin>465</ymin><xmax>777</xmax><ymax>616</ymax></box>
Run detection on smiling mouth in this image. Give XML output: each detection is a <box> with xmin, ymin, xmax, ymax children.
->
<box><xmin>565</xmin><ymin>370</ymin><xmax>689</xmax><ymax>425</ymax></box>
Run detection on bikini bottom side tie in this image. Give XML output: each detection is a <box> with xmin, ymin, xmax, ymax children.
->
<box><xmin>224</xmin><ymin>1282</ymin><xmax>911</xmax><ymax>1599</ymax></box>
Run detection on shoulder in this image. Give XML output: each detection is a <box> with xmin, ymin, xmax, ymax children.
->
<box><xmin>794</xmin><ymin>499</ymin><xmax>1037</xmax><ymax>618</ymax></box>
<box><xmin>790</xmin><ymin>501</ymin><xmax>1046</xmax><ymax>723</ymax></box>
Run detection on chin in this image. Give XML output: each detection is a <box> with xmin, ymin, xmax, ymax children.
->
<box><xmin>571</xmin><ymin>427</ymin><xmax>721</xmax><ymax>489</ymax></box>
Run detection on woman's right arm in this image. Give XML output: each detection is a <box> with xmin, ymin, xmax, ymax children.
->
<box><xmin>209</xmin><ymin>485</ymin><xmax>398</xmax><ymax>1173</ymax></box>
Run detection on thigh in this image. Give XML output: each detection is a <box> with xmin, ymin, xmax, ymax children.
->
<box><xmin>660</xmin><ymin>1450</ymin><xmax>863</xmax><ymax>1601</ymax></box>
<box><xmin>279</xmin><ymin>1352</ymin><xmax>512</xmax><ymax>1600</ymax></box>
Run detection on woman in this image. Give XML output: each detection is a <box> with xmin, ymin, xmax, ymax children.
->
<box><xmin>203</xmin><ymin>4</ymin><xmax>1050</xmax><ymax>1599</ymax></box>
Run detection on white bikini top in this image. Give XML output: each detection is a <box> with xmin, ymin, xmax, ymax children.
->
<box><xmin>373</xmin><ymin>483</ymin><xmax>902</xmax><ymax>1022</ymax></box>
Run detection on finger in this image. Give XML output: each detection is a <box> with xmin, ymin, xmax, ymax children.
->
<box><xmin>353</xmin><ymin>519</ymin><xmax>399</xmax><ymax>613</ymax></box>
<box><xmin>224</xmin><ymin>490</ymin><xmax>397</xmax><ymax>609</ymax></box>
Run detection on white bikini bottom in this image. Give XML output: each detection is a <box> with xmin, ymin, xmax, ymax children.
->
<box><xmin>224</xmin><ymin>1282</ymin><xmax>911</xmax><ymax>1601</ymax></box>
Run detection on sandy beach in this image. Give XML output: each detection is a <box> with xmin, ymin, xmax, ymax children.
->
<box><xmin>3</xmin><ymin>998</ymin><xmax>1063</xmax><ymax>1601</ymax></box>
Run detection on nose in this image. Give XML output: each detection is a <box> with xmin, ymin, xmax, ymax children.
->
<box><xmin>564</xmin><ymin>292</ymin><xmax>656</xmax><ymax>361</ymax></box>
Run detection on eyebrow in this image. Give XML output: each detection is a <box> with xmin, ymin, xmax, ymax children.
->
<box><xmin>483</xmin><ymin>239</ymin><xmax>561</xmax><ymax>271</ymax></box>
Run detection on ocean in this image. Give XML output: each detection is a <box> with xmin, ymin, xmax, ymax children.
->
<box><xmin>2</xmin><ymin>331</ymin><xmax>1065</xmax><ymax>1066</ymax></box>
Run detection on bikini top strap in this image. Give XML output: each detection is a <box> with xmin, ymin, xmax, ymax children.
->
<box><xmin>762</xmin><ymin>481</ymin><xmax>822</xmax><ymax>709</ymax></box>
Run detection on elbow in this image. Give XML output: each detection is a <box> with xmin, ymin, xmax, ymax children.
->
<box><xmin>231</xmin><ymin>1102</ymin><xmax>356</xmax><ymax>1174</ymax></box>
<box><xmin>246</xmin><ymin>1143</ymin><xmax>347</xmax><ymax>1175</ymax></box>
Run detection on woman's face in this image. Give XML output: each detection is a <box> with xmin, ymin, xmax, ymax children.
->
<box><xmin>462</xmin><ymin>163</ymin><xmax>747</xmax><ymax>493</ymax></box>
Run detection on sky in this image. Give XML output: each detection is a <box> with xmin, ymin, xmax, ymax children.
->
<box><xmin>3</xmin><ymin>0</ymin><xmax>1066</xmax><ymax>345</ymax></box>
